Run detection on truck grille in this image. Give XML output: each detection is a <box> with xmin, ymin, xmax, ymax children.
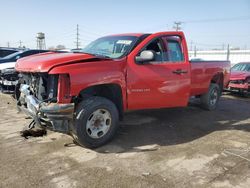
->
<box><xmin>230</xmin><ymin>80</ymin><xmax>244</xmax><ymax>84</ymax></box>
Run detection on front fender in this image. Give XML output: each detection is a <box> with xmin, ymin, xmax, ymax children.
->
<box><xmin>48</xmin><ymin>60</ymin><xmax>127</xmax><ymax>109</ymax></box>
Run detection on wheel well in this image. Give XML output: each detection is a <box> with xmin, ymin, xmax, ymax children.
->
<box><xmin>77</xmin><ymin>84</ymin><xmax>124</xmax><ymax>120</ymax></box>
<box><xmin>211</xmin><ymin>73</ymin><xmax>224</xmax><ymax>92</ymax></box>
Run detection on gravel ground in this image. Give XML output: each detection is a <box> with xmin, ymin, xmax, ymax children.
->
<box><xmin>0</xmin><ymin>93</ymin><xmax>249</xmax><ymax>188</ymax></box>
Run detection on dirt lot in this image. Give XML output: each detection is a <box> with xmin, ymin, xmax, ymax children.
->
<box><xmin>0</xmin><ymin>93</ymin><xmax>249</xmax><ymax>188</ymax></box>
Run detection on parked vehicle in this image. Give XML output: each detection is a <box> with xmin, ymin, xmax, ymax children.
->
<box><xmin>0</xmin><ymin>49</ymin><xmax>49</xmax><ymax>64</ymax></box>
<box><xmin>0</xmin><ymin>47</ymin><xmax>20</xmax><ymax>58</ymax></box>
<box><xmin>15</xmin><ymin>31</ymin><xmax>231</xmax><ymax>148</ymax></box>
<box><xmin>227</xmin><ymin>62</ymin><xmax>250</xmax><ymax>95</ymax></box>
<box><xmin>0</xmin><ymin>49</ymin><xmax>49</xmax><ymax>92</ymax></box>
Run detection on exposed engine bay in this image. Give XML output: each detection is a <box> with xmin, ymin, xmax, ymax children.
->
<box><xmin>16</xmin><ymin>73</ymin><xmax>74</xmax><ymax>133</ymax></box>
<box><xmin>16</xmin><ymin>73</ymin><xmax>58</xmax><ymax>101</ymax></box>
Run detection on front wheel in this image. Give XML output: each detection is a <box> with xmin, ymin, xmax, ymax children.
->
<box><xmin>200</xmin><ymin>83</ymin><xmax>221</xmax><ymax>111</ymax></box>
<box><xmin>73</xmin><ymin>96</ymin><xmax>119</xmax><ymax>148</ymax></box>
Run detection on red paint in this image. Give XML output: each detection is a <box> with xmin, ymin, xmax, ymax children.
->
<box><xmin>190</xmin><ymin>61</ymin><xmax>231</xmax><ymax>96</ymax></box>
<box><xmin>57</xmin><ymin>74</ymin><xmax>71</xmax><ymax>103</ymax></box>
<box><xmin>15</xmin><ymin>52</ymin><xmax>96</xmax><ymax>72</ymax></box>
<box><xmin>230</xmin><ymin>70</ymin><xmax>250</xmax><ymax>80</ymax></box>
<box><xmin>15</xmin><ymin>31</ymin><xmax>231</xmax><ymax>110</ymax></box>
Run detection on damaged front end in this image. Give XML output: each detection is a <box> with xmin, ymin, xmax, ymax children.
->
<box><xmin>228</xmin><ymin>79</ymin><xmax>250</xmax><ymax>95</ymax></box>
<box><xmin>0</xmin><ymin>68</ymin><xmax>18</xmax><ymax>93</ymax></box>
<box><xmin>16</xmin><ymin>73</ymin><xmax>74</xmax><ymax>134</ymax></box>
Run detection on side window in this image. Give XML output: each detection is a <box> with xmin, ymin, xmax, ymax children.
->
<box><xmin>143</xmin><ymin>39</ymin><xmax>165</xmax><ymax>62</ymax></box>
<box><xmin>167</xmin><ymin>40</ymin><xmax>184</xmax><ymax>62</ymax></box>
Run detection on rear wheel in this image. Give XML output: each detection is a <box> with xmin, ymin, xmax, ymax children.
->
<box><xmin>200</xmin><ymin>83</ymin><xmax>220</xmax><ymax>111</ymax></box>
<box><xmin>73</xmin><ymin>96</ymin><xmax>119</xmax><ymax>148</ymax></box>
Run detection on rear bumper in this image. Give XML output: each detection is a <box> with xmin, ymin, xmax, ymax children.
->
<box><xmin>18</xmin><ymin>92</ymin><xmax>75</xmax><ymax>133</ymax></box>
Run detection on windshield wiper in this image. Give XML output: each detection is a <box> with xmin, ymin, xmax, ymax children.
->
<box><xmin>93</xmin><ymin>54</ymin><xmax>111</xmax><ymax>59</ymax></box>
<box><xmin>75</xmin><ymin>51</ymin><xmax>111</xmax><ymax>59</ymax></box>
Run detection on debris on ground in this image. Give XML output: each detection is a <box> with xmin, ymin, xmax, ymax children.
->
<box><xmin>20</xmin><ymin>120</ymin><xmax>47</xmax><ymax>139</ymax></box>
<box><xmin>142</xmin><ymin>172</ymin><xmax>151</xmax><ymax>176</ymax></box>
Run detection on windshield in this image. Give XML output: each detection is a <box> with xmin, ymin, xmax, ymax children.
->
<box><xmin>82</xmin><ymin>36</ymin><xmax>138</xmax><ymax>59</ymax></box>
<box><xmin>2</xmin><ymin>51</ymin><xmax>22</xmax><ymax>59</ymax></box>
<box><xmin>231</xmin><ymin>63</ymin><xmax>250</xmax><ymax>72</ymax></box>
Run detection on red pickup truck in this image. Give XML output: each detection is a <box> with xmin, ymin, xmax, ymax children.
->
<box><xmin>15</xmin><ymin>31</ymin><xmax>230</xmax><ymax>148</ymax></box>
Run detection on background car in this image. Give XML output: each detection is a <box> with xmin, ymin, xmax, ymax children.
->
<box><xmin>0</xmin><ymin>47</ymin><xmax>21</xmax><ymax>58</ymax></box>
<box><xmin>0</xmin><ymin>49</ymin><xmax>49</xmax><ymax>93</ymax></box>
<box><xmin>228</xmin><ymin>62</ymin><xmax>250</xmax><ymax>96</ymax></box>
<box><xmin>0</xmin><ymin>49</ymin><xmax>49</xmax><ymax>64</ymax></box>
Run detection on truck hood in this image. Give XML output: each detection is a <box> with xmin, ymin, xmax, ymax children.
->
<box><xmin>230</xmin><ymin>71</ymin><xmax>250</xmax><ymax>80</ymax></box>
<box><xmin>15</xmin><ymin>52</ymin><xmax>103</xmax><ymax>73</ymax></box>
<box><xmin>0</xmin><ymin>62</ymin><xmax>16</xmax><ymax>70</ymax></box>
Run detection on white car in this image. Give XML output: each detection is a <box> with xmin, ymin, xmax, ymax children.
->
<box><xmin>0</xmin><ymin>49</ymin><xmax>49</xmax><ymax>92</ymax></box>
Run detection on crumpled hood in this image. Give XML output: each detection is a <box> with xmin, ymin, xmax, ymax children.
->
<box><xmin>15</xmin><ymin>52</ymin><xmax>99</xmax><ymax>73</ymax></box>
<box><xmin>230</xmin><ymin>71</ymin><xmax>250</xmax><ymax>80</ymax></box>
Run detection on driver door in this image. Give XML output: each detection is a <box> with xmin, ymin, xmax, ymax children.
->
<box><xmin>126</xmin><ymin>35</ymin><xmax>191</xmax><ymax>110</ymax></box>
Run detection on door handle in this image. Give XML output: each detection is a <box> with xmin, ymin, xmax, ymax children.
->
<box><xmin>172</xmin><ymin>69</ymin><xmax>188</xmax><ymax>74</ymax></box>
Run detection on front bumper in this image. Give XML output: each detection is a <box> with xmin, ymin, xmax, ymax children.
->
<box><xmin>0</xmin><ymin>71</ymin><xmax>18</xmax><ymax>93</ymax></box>
<box><xmin>0</xmin><ymin>79</ymin><xmax>17</xmax><ymax>93</ymax></box>
<box><xmin>18</xmin><ymin>85</ymin><xmax>75</xmax><ymax>133</ymax></box>
<box><xmin>228</xmin><ymin>82</ymin><xmax>250</xmax><ymax>92</ymax></box>
<box><xmin>0</xmin><ymin>79</ymin><xmax>18</xmax><ymax>86</ymax></box>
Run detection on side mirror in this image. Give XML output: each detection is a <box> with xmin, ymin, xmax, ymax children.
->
<box><xmin>135</xmin><ymin>50</ymin><xmax>155</xmax><ymax>62</ymax></box>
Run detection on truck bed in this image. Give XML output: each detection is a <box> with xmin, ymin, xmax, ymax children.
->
<box><xmin>190</xmin><ymin>60</ymin><xmax>231</xmax><ymax>96</ymax></box>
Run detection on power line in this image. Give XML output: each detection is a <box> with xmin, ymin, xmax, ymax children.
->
<box><xmin>193</xmin><ymin>42</ymin><xmax>222</xmax><ymax>47</ymax></box>
<box><xmin>19</xmin><ymin>40</ymin><xmax>23</xmax><ymax>48</ymax></box>
<box><xmin>183</xmin><ymin>16</ymin><xmax>250</xmax><ymax>23</ymax></box>
<box><xmin>79</xmin><ymin>26</ymin><xmax>104</xmax><ymax>37</ymax></box>
<box><xmin>143</xmin><ymin>15</ymin><xmax>250</xmax><ymax>32</ymax></box>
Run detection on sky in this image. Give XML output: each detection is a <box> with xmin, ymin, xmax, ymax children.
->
<box><xmin>0</xmin><ymin>0</ymin><xmax>250</xmax><ymax>50</ymax></box>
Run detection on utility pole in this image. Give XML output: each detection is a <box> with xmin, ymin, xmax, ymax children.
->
<box><xmin>194</xmin><ymin>45</ymin><xmax>197</xmax><ymax>57</ymax></box>
<box><xmin>19</xmin><ymin>40</ymin><xmax>23</xmax><ymax>48</ymax></box>
<box><xmin>226</xmin><ymin>44</ymin><xmax>230</xmax><ymax>61</ymax></box>
<box><xmin>7</xmin><ymin>42</ymin><xmax>10</xmax><ymax>48</ymax></box>
<box><xmin>75</xmin><ymin>24</ymin><xmax>80</xmax><ymax>49</ymax></box>
<box><xmin>190</xmin><ymin>40</ymin><xmax>193</xmax><ymax>51</ymax></box>
<box><xmin>173</xmin><ymin>22</ymin><xmax>182</xmax><ymax>31</ymax></box>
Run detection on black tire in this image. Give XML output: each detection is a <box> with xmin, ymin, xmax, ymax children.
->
<box><xmin>200</xmin><ymin>83</ymin><xmax>221</xmax><ymax>111</ymax></box>
<box><xmin>72</xmin><ymin>96</ymin><xmax>119</xmax><ymax>148</ymax></box>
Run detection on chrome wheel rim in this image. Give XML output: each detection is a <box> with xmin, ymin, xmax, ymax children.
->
<box><xmin>86</xmin><ymin>109</ymin><xmax>112</xmax><ymax>139</ymax></box>
<box><xmin>210</xmin><ymin>88</ymin><xmax>218</xmax><ymax>106</ymax></box>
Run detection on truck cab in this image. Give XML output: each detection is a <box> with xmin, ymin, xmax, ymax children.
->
<box><xmin>126</xmin><ymin>32</ymin><xmax>191</xmax><ymax>109</ymax></box>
